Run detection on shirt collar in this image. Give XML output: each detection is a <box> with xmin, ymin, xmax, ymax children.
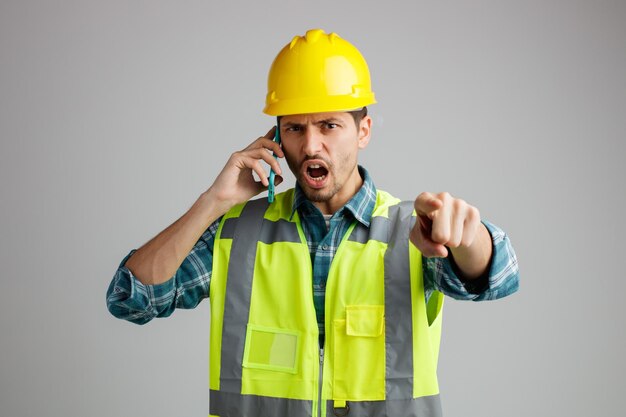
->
<box><xmin>290</xmin><ymin>165</ymin><xmax>377</xmax><ymax>227</ymax></box>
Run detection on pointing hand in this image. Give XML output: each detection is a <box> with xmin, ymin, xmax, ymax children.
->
<box><xmin>409</xmin><ymin>192</ymin><xmax>482</xmax><ymax>258</ymax></box>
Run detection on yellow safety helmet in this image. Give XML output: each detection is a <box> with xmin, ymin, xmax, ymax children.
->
<box><xmin>263</xmin><ymin>29</ymin><xmax>376</xmax><ymax>116</ymax></box>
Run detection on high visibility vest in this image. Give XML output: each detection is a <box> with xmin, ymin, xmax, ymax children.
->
<box><xmin>209</xmin><ymin>189</ymin><xmax>444</xmax><ymax>417</ymax></box>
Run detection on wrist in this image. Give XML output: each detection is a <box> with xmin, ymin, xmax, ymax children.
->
<box><xmin>448</xmin><ymin>223</ymin><xmax>492</xmax><ymax>280</ymax></box>
<box><xmin>197</xmin><ymin>188</ymin><xmax>232</xmax><ymax>221</ymax></box>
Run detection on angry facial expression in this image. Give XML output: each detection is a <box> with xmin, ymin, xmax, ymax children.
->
<box><xmin>279</xmin><ymin>111</ymin><xmax>371</xmax><ymax>213</ymax></box>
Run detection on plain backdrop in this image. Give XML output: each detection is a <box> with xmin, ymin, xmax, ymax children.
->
<box><xmin>1</xmin><ymin>1</ymin><xmax>625</xmax><ymax>416</ymax></box>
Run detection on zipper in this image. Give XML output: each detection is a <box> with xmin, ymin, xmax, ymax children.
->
<box><xmin>318</xmin><ymin>348</ymin><xmax>324</xmax><ymax>417</ymax></box>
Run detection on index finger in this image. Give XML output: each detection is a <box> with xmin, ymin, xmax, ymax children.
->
<box><xmin>414</xmin><ymin>192</ymin><xmax>443</xmax><ymax>216</ymax></box>
<box><xmin>245</xmin><ymin>126</ymin><xmax>281</xmax><ymax>153</ymax></box>
<box><xmin>264</xmin><ymin>125</ymin><xmax>277</xmax><ymax>139</ymax></box>
<box><xmin>258</xmin><ymin>137</ymin><xmax>284</xmax><ymax>157</ymax></box>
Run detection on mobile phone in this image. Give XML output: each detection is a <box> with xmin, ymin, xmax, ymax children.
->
<box><xmin>268</xmin><ymin>120</ymin><xmax>281</xmax><ymax>203</ymax></box>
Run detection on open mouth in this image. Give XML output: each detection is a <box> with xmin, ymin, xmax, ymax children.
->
<box><xmin>306</xmin><ymin>164</ymin><xmax>328</xmax><ymax>182</ymax></box>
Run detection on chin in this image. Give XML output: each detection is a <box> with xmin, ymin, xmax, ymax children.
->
<box><xmin>305</xmin><ymin>191</ymin><xmax>333</xmax><ymax>203</ymax></box>
<box><xmin>300</xmin><ymin>181</ymin><xmax>339</xmax><ymax>203</ymax></box>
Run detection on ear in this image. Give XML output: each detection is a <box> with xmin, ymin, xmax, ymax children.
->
<box><xmin>357</xmin><ymin>115</ymin><xmax>372</xmax><ymax>150</ymax></box>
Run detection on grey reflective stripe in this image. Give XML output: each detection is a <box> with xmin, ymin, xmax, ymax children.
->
<box><xmin>210</xmin><ymin>390</ymin><xmax>312</xmax><ymax>417</ymax></box>
<box><xmin>384</xmin><ymin>202</ymin><xmax>417</xmax><ymax>400</ymax></box>
<box><xmin>348</xmin><ymin>216</ymin><xmax>390</xmax><ymax>244</ymax></box>
<box><xmin>337</xmin><ymin>202</ymin><xmax>441</xmax><ymax>416</ymax></box>
<box><xmin>259</xmin><ymin>218</ymin><xmax>300</xmax><ymax>244</ymax></box>
<box><xmin>220</xmin><ymin>218</ymin><xmax>299</xmax><ymax>243</ymax></box>
<box><xmin>219</xmin><ymin>198</ymin><xmax>269</xmax><ymax>393</ymax></box>
<box><xmin>220</xmin><ymin>218</ymin><xmax>238</xmax><ymax>239</ymax></box>
<box><xmin>326</xmin><ymin>395</ymin><xmax>442</xmax><ymax>417</ymax></box>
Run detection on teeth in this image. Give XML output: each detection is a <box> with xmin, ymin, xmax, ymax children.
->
<box><xmin>310</xmin><ymin>164</ymin><xmax>321</xmax><ymax>169</ymax></box>
<box><xmin>311</xmin><ymin>175</ymin><xmax>326</xmax><ymax>181</ymax></box>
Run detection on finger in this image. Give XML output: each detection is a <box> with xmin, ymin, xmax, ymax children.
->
<box><xmin>265</xmin><ymin>138</ymin><xmax>285</xmax><ymax>158</ymax></box>
<box><xmin>410</xmin><ymin>222</ymin><xmax>448</xmax><ymax>258</ymax></box>
<box><xmin>447</xmin><ymin>203</ymin><xmax>465</xmax><ymax>248</ymax></box>
<box><xmin>414</xmin><ymin>192</ymin><xmax>443</xmax><ymax>217</ymax></box>
<box><xmin>411</xmin><ymin>215</ymin><xmax>447</xmax><ymax>257</ymax></box>
<box><xmin>264</xmin><ymin>125</ymin><xmax>277</xmax><ymax>139</ymax></box>
<box><xmin>246</xmin><ymin>147</ymin><xmax>283</xmax><ymax>175</ymax></box>
<box><xmin>460</xmin><ymin>206</ymin><xmax>481</xmax><ymax>247</ymax></box>
<box><xmin>249</xmin><ymin>138</ymin><xmax>284</xmax><ymax>158</ymax></box>
<box><xmin>244</xmin><ymin>127</ymin><xmax>280</xmax><ymax>151</ymax></box>
<box><xmin>247</xmin><ymin>159</ymin><xmax>269</xmax><ymax>187</ymax></box>
<box><xmin>430</xmin><ymin>195</ymin><xmax>451</xmax><ymax>245</ymax></box>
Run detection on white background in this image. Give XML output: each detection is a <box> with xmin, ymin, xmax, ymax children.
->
<box><xmin>1</xmin><ymin>1</ymin><xmax>624</xmax><ymax>416</ymax></box>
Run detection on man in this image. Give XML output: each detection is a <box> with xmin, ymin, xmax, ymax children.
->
<box><xmin>107</xmin><ymin>29</ymin><xmax>519</xmax><ymax>417</ymax></box>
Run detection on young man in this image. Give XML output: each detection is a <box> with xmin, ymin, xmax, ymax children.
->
<box><xmin>107</xmin><ymin>29</ymin><xmax>519</xmax><ymax>417</ymax></box>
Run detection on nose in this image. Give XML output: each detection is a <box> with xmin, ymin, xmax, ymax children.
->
<box><xmin>302</xmin><ymin>127</ymin><xmax>323</xmax><ymax>156</ymax></box>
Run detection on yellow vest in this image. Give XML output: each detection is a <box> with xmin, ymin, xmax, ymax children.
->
<box><xmin>209</xmin><ymin>189</ymin><xmax>444</xmax><ymax>417</ymax></box>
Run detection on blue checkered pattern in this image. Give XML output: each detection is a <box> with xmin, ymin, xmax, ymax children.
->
<box><xmin>107</xmin><ymin>166</ymin><xmax>519</xmax><ymax>337</ymax></box>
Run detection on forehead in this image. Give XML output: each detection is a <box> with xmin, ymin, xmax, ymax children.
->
<box><xmin>280</xmin><ymin>111</ymin><xmax>352</xmax><ymax>124</ymax></box>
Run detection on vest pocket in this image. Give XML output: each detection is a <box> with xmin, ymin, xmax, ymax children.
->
<box><xmin>242</xmin><ymin>325</ymin><xmax>300</xmax><ymax>374</ymax></box>
<box><xmin>333</xmin><ymin>305</ymin><xmax>385</xmax><ymax>400</ymax></box>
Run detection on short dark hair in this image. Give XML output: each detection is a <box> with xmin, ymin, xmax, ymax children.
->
<box><xmin>348</xmin><ymin>106</ymin><xmax>368</xmax><ymax>127</ymax></box>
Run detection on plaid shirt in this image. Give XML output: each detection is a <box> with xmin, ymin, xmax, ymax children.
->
<box><xmin>107</xmin><ymin>166</ymin><xmax>520</xmax><ymax>338</ymax></box>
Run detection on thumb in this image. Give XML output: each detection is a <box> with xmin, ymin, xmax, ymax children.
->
<box><xmin>410</xmin><ymin>216</ymin><xmax>448</xmax><ymax>258</ymax></box>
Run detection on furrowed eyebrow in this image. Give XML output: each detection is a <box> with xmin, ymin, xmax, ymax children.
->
<box><xmin>282</xmin><ymin>122</ymin><xmax>303</xmax><ymax>129</ymax></box>
<box><xmin>281</xmin><ymin>118</ymin><xmax>344</xmax><ymax>128</ymax></box>
<box><xmin>316</xmin><ymin>118</ymin><xmax>343</xmax><ymax>125</ymax></box>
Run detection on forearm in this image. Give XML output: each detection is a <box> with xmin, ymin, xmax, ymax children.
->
<box><xmin>125</xmin><ymin>191</ymin><xmax>224</xmax><ymax>285</ymax></box>
<box><xmin>123</xmin><ymin>128</ymin><xmax>284</xmax><ymax>286</ymax></box>
<box><xmin>448</xmin><ymin>222</ymin><xmax>493</xmax><ymax>280</ymax></box>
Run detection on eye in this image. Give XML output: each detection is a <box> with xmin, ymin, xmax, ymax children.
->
<box><xmin>285</xmin><ymin>126</ymin><xmax>301</xmax><ymax>132</ymax></box>
<box><xmin>325</xmin><ymin>122</ymin><xmax>338</xmax><ymax>129</ymax></box>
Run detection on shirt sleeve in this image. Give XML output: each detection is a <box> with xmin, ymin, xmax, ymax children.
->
<box><xmin>423</xmin><ymin>219</ymin><xmax>520</xmax><ymax>301</ymax></box>
<box><xmin>105</xmin><ymin>218</ymin><xmax>221</xmax><ymax>324</ymax></box>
